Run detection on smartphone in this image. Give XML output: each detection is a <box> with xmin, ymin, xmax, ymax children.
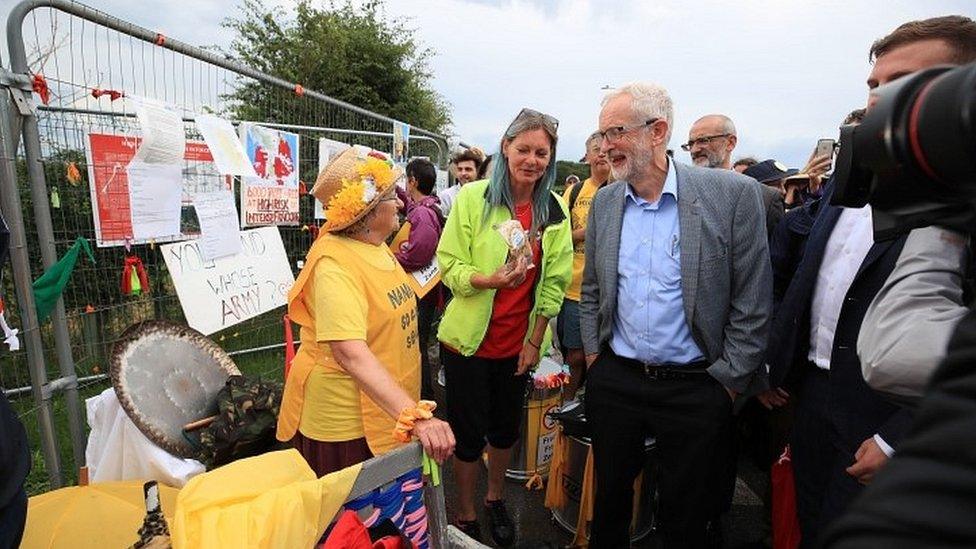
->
<box><xmin>815</xmin><ymin>138</ymin><xmax>836</xmax><ymax>160</ymax></box>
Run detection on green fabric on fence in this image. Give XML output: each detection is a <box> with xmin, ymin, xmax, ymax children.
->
<box><xmin>32</xmin><ymin>236</ymin><xmax>95</xmax><ymax>322</ymax></box>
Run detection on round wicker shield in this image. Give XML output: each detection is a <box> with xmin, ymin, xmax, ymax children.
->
<box><xmin>110</xmin><ymin>320</ymin><xmax>240</xmax><ymax>458</ymax></box>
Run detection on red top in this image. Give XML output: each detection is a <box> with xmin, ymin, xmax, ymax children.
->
<box><xmin>475</xmin><ymin>202</ymin><xmax>542</xmax><ymax>359</ymax></box>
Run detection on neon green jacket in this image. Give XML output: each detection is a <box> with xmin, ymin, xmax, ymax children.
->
<box><xmin>436</xmin><ymin>179</ymin><xmax>573</xmax><ymax>357</ymax></box>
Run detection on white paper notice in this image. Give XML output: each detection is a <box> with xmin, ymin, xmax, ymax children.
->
<box><xmin>127</xmin><ymin>162</ymin><xmax>183</xmax><ymax>241</ymax></box>
<box><xmin>193</xmin><ymin>189</ymin><xmax>242</xmax><ymax>261</ymax></box>
<box><xmin>195</xmin><ymin>114</ymin><xmax>257</xmax><ymax>177</ymax></box>
<box><xmin>131</xmin><ymin>97</ymin><xmax>185</xmax><ymax>165</ymax></box>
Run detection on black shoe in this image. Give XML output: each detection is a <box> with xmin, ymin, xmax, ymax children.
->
<box><xmin>455</xmin><ymin>518</ymin><xmax>481</xmax><ymax>542</ymax></box>
<box><xmin>485</xmin><ymin>499</ymin><xmax>516</xmax><ymax>547</ymax></box>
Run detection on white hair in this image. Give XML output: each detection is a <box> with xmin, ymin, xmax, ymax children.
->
<box><xmin>602</xmin><ymin>82</ymin><xmax>674</xmax><ymax>143</ymax></box>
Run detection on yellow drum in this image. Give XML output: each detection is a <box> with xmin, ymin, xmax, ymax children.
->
<box><xmin>506</xmin><ymin>383</ymin><xmax>562</xmax><ymax>480</ymax></box>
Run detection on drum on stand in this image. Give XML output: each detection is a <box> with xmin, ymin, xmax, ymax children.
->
<box><xmin>547</xmin><ymin>400</ymin><xmax>659</xmax><ymax>543</ymax></box>
<box><xmin>505</xmin><ymin>382</ymin><xmax>562</xmax><ymax>481</ymax></box>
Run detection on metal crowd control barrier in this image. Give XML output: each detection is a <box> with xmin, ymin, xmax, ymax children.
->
<box><xmin>345</xmin><ymin>442</ymin><xmax>450</xmax><ymax>548</ymax></box>
<box><xmin>1</xmin><ymin>0</ymin><xmax>466</xmax><ymax>490</ymax></box>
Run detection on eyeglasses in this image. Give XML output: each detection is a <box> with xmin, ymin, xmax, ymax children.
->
<box><xmin>508</xmin><ymin>107</ymin><xmax>560</xmax><ymax>134</ymax></box>
<box><xmin>597</xmin><ymin>118</ymin><xmax>659</xmax><ymax>143</ymax></box>
<box><xmin>680</xmin><ymin>134</ymin><xmax>732</xmax><ymax>151</ymax></box>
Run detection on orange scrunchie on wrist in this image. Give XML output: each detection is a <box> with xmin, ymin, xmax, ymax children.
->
<box><xmin>393</xmin><ymin>400</ymin><xmax>437</xmax><ymax>442</ymax></box>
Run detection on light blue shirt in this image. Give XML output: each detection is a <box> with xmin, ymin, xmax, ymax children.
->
<box><xmin>610</xmin><ymin>160</ymin><xmax>705</xmax><ymax>365</ymax></box>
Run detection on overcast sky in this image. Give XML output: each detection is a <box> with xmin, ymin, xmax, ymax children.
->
<box><xmin>2</xmin><ymin>0</ymin><xmax>972</xmax><ymax>167</ymax></box>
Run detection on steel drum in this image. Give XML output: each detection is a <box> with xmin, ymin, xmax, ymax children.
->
<box><xmin>110</xmin><ymin>320</ymin><xmax>240</xmax><ymax>457</ymax></box>
<box><xmin>548</xmin><ymin>400</ymin><xmax>659</xmax><ymax>542</ymax></box>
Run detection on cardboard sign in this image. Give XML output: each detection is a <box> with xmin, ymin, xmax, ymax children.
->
<box><xmin>240</xmin><ymin>183</ymin><xmax>300</xmax><ymax>226</ymax></box>
<box><xmin>239</xmin><ymin>124</ymin><xmax>300</xmax><ymax>227</ymax></box>
<box><xmin>389</xmin><ymin>221</ymin><xmax>440</xmax><ymax>297</ymax></box>
<box><xmin>161</xmin><ymin>227</ymin><xmax>294</xmax><ymax>334</ymax></box>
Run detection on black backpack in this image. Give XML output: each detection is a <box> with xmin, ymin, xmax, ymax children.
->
<box><xmin>566</xmin><ymin>181</ymin><xmax>585</xmax><ymax>229</ymax></box>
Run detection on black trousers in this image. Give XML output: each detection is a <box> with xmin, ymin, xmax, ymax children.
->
<box><xmin>791</xmin><ymin>366</ymin><xmax>862</xmax><ymax>548</ymax></box>
<box><xmin>416</xmin><ymin>292</ymin><xmax>438</xmax><ymax>401</ymax></box>
<box><xmin>587</xmin><ymin>350</ymin><xmax>733</xmax><ymax>548</ymax></box>
<box><xmin>441</xmin><ymin>345</ymin><xmax>528</xmax><ymax>462</ymax></box>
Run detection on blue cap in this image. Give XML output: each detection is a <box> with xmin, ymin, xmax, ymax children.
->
<box><xmin>743</xmin><ymin>159</ymin><xmax>798</xmax><ymax>184</ymax></box>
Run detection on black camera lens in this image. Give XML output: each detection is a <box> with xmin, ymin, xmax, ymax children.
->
<box><xmin>911</xmin><ymin>64</ymin><xmax>976</xmax><ymax>187</ymax></box>
<box><xmin>832</xmin><ymin>62</ymin><xmax>976</xmax><ymax>238</ymax></box>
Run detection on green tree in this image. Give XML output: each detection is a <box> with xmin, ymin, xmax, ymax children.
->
<box><xmin>554</xmin><ymin>160</ymin><xmax>590</xmax><ymax>195</ymax></box>
<box><xmin>222</xmin><ymin>0</ymin><xmax>451</xmax><ymax>133</ymax></box>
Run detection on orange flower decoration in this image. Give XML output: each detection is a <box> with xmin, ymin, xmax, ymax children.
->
<box><xmin>323</xmin><ymin>156</ymin><xmax>397</xmax><ymax>231</ymax></box>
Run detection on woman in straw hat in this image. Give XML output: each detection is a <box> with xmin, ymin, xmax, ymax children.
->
<box><xmin>436</xmin><ymin>108</ymin><xmax>573</xmax><ymax>545</ymax></box>
<box><xmin>277</xmin><ymin>148</ymin><xmax>455</xmax><ymax>476</ymax></box>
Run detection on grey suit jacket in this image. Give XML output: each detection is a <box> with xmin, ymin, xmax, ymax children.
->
<box><xmin>858</xmin><ymin>226</ymin><xmax>970</xmax><ymax>401</ymax></box>
<box><xmin>579</xmin><ymin>161</ymin><xmax>772</xmax><ymax>392</ymax></box>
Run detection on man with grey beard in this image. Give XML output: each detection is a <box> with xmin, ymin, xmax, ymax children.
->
<box><xmin>685</xmin><ymin>114</ymin><xmax>784</xmax><ymax>238</ymax></box>
<box><xmin>581</xmin><ymin>83</ymin><xmax>771</xmax><ymax>547</ymax></box>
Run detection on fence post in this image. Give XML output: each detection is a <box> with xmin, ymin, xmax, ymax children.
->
<box><xmin>0</xmin><ymin>66</ymin><xmax>63</xmax><ymax>488</ymax></box>
<box><xmin>6</xmin><ymin>12</ymin><xmax>87</xmax><ymax>472</ymax></box>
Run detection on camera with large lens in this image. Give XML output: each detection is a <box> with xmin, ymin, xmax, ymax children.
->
<box><xmin>831</xmin><ymin>62</ymin><xmax>976</xmax><ymax>240</ymax></box>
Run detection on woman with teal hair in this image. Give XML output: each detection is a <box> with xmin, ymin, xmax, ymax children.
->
<box><xmin>436</xmin><ymin>108</ymin><xmax>573</xmax><ymax>545</ymax></box>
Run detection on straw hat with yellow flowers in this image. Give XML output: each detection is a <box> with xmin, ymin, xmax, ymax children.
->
<box><xmin>311</xmin><ymin>148</ymin><xmax>403</xmax><ymax>232</ymax></box>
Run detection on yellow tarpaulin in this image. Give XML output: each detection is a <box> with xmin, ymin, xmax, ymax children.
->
<box><xmin>171</xmin><ymin>449</ymin><xmax>360</xmax><ymax>549</ymax></box>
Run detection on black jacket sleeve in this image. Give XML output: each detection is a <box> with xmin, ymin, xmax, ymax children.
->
<box><xmin>823</xmin><ymin>310</ymin><xmax>976</xmax><ymax>548</ymax></box>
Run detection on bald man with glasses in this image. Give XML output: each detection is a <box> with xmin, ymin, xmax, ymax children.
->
<box><xmin>685</xmin><ymin>114</ymin><xmax>785</xmax><ymax>238</ymax></box>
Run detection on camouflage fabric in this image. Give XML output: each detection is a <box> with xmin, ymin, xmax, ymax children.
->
<box><xmin>196</xmin><ymin>375</ymin><xmax>284</xmax><ymax>468</ymax></box>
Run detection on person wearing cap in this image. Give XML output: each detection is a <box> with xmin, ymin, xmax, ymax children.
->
<box><xmin>276</xmin><ymin>148</ymin><xmax>455</xmax><ymax>477</ymax></box>
<box><xmin>745</xmin><ymin>157</ymin><xmax>832</xmax><ymax>210</ymax></box>
<box><xmin>436</xmin><ymin>107</ymin><xmax>572</xmax><ymax>545</ymax></box>
<box><xmin>744</xmin><ymin>159</ymin><xmax>797</xmax><ymax>201</ymax></box>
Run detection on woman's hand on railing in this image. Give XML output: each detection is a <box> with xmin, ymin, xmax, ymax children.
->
<box><xmin>413</xmin><ymin>417</ymin><xmax>456</xmax><ymax>463</ymax></box>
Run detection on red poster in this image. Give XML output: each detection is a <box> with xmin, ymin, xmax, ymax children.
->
<box><xmin>84</xmin><ymin>133</ymin><xmax>231</xmax><ymax>247</ymax></box>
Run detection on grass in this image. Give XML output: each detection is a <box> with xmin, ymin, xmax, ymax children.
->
<box><xmin>12</xmin><ymin>347</ymin><xmax>285</xmax><ymax>496</ymax></box>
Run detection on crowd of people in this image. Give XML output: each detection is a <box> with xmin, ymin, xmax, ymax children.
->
<box><xmin>276</xmin><ymin>13</ymin><xmax>976</xmax><ymax>549</ymax></box>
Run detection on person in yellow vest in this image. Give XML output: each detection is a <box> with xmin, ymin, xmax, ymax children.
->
<box><xmin>558</xmin><ymin>132</ymin><xmax>610</xmax><ymax>398</ymax></box>
<box><xmin>437</xmin><ymin>108</ymin><xmax>573</xmax><ymax>545</ymax></box>
<box><xmin>277</xmin><ymin>147</ymin><xmax>455</xmax><ymax>477</ymax></box>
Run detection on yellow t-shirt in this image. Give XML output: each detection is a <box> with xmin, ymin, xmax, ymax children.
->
<box><xmin>562</xmin><ymin>178</ymin><xmax>603</xmax><ymax>301</ymax></box>
<box><xmin>296</xmin><ymin>236</ymin><xmax>421</xmax><ymax>446</ymax></box>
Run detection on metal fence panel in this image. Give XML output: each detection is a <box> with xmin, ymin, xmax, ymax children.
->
<box><xmin>3</xmin><ymin>0</ymin><xmax>454</xmax><ymax>491</ymax></box>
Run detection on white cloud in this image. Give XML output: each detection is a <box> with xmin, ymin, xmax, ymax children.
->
<box><xmin>382</xmin><ymin>0</ymin><xmax>971</xmax><ymax>166</ymax></box>
<box><xmin>2</xmin><ymin>0</ymin><xmax>971</xmax><ymax>167</ymax></box>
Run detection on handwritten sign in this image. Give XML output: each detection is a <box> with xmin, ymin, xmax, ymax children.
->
<box><xmin>161</xmin><ymin>227</ymin><xmax>294</xmax><ymax>334</ymax></box>
<box><xmin>241</xmin><ymin>184</ymin><xmax>300</xmax><ymax>226</ymax></box>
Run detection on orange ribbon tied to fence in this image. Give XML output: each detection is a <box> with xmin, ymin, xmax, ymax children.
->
<box><xmin>121</xmin><ymin>255</ymin><xmax>150</xmax><ymax>296</ymax></box>
<box><xmin>32</xmin><ymin>73</ymin><xmax>50</xmax><ymax>105</ymax></box>
<box><xmin>91</xmin><ymin>88</ymin><xmax>124</xmax><ymax>101</ymax></box>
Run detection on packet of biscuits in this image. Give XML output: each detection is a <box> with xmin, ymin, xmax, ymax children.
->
<box><xmin>496</xmin><ymin>219</ymin><xmax>535</xmax><ymax>269</ymax></box>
